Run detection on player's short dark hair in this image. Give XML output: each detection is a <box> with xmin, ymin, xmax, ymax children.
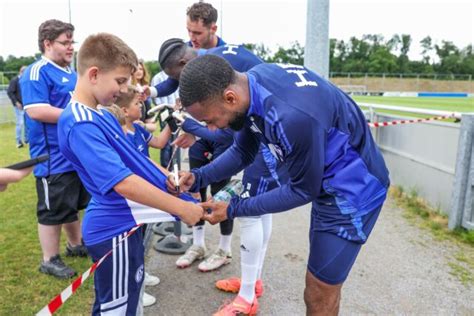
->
<box><xmin>186</xmin><ymin>2</ymin><xmax>218</xmax><ymax>27</ymax></box>
<box><xmin>158</xmin><ymin>38</ymin><xmax>187</xmax><ymax>70</ymax></box>
<box><xmin>179</xmin><ymin>55</ymin><xmax>235</xmax><ymax>108</ymax></box>
<box><xmin>38</xmin><ymin>19</ymin><xmax>74</xmax><ymax>53</ymax></box>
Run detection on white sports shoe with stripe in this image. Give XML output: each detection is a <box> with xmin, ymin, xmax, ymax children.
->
<box><xmin>176</xmin><ymin>245</ymin><xmax>206</xmax><ymax>268</ymax></box>
<box><xmin>198</xmin><ymin>248</ymin><xmax>232</xmax><ymax>272</ymax></box>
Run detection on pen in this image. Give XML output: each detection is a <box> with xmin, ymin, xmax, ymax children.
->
<box><xmin>173</xmin><ymin>163</ymin><xmax>180</xmax><ymax>193</ymax></box>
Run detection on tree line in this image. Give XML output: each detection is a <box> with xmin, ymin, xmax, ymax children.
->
<box><xmin>245</xmin><ymin>34</ymin><xmax>473</xmax><ymax>76</ymax></box>
<box><xmin>1</xmin><ymin>34</ymin><xmax>473</xmax><ymax>83</ymax></box>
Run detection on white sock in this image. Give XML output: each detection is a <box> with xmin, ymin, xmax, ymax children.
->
<box><xmin>258</xmin><ymin>214</ymin><xmax>272</xmax><ymax>279</ymax></box>
<box><xmin>218</xmin><ymin>234</ymin><xmax>232</xmax><ymax>253</ymax></box>
<box><xmin>238</xmin><ymin>217</ymin><xmax>263</xmax><ymax>302</ymax></box>
<box><xmin>192</xmin><ymin>225</ymin><xmax>206</xmax><ymax>248</ymax></box>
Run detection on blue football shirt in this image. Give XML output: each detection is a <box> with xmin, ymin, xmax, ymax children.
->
<box><xmin>20</xmin><ymin>57</ymin><xmax>76</xmax><ymax>177</ymax></box>
<box><xmin>58</xmin><ymin>101</ymin><xmax>195</xmax><ymax>245</ymax></box>
<box><xmin>126</xmin><ymin>123</ymin><xmax>152</xmax><ymax>157</ymax></box>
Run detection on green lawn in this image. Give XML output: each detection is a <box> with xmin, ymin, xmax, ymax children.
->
<box><xmin>352</xmin><ymin>96</ymin><xmax>473</xmax><ymax>120</ymax></box>
<box><xmin>0</xmin><ymin>123</ymin><xmax>161</xmax><ymax>315</ymax></box>
<box><xmin>0</xmin><ymin>123</ymin><xmax>94</xmax><ymax>315</ymax></box>
<box><xmin>353</xmin><ymin>96</ymin><xmax>474</xmax><ymax>113</ymax></box>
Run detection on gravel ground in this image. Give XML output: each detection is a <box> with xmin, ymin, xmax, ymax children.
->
<box><xmin>144</xmin><ymin>198</ymin><xmax>474</xmax><ymax>315</ymax></box>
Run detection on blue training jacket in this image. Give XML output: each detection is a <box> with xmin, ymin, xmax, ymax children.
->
<box><xmin>191</xmin><ymin>63</ymin><xmax>390</xmax><ymax>222</ymax></box>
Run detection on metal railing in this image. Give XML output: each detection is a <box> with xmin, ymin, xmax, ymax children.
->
<box><xmin>363</xmin><ymin>104</ymin><xmax>473</xmax><ymax>230</ymax></box>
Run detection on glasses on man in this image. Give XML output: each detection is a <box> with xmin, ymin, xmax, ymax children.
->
<box><xmin>54</xmin><ymin>40</ymin><xmax>77</xmax><ymax>48</ymax></box>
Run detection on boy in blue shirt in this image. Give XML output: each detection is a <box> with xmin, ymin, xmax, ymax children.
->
<box><xmin>57</xmin><ymin>33</ymin><xmax>203</xmax><ymax>315</ymax></box>
<box><xmin>170</xmin><ymin>55</ymin><xmax>390</xmax><ymax>315</ymax></box>
<box><xmin>115</xmin><ymin>86</ymin><xmax>172</xmax><ymax>158</ymax></box>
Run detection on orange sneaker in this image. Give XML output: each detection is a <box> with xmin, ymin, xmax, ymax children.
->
<box><xmin>215</xmin><ymin>277</ymin><xmax>264</xmax><ymax>298</ymax></box>
<box><xmin>213</xmin><ymin>295</ymin><xmax>259</xmax><ymax>316</ymax></box>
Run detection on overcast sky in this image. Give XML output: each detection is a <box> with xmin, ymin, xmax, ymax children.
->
<box><xmin>0</xmin><ymin>0</ymin><xmax>473</xmax><ymax>62</ymax></box>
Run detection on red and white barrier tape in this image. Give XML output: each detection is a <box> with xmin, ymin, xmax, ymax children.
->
<box><xmin>368</xmin><ymin>114</ymin><xmax>455</xmax><ymax>128</ymax></box>
<box><xmin>36</xmin><ymin>224</ymin><xmax>143</xmax><ymax>316</ymax></box>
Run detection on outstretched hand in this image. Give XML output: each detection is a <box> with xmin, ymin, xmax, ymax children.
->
<box><xmin>200</xmin><ymin>200</ymin><xmax>229</xmax><ymax>224</ymax></box>
<box><xmin>180</xmin><ymin>202</ymin><xmax>205</xmax><ymax>226</ymax></box>
<box><xmin>141</xmin><ymin>85</ymin><xmax>151</xmax><ymax>97</ymax></box>
<box><xmin>166</xmin><ymin>171</ymin><xmax>195</xmax><ymax>195</ymax></box>
<box><xmin>172</xmin><ymin>133</ymin><xmax>196</xmax><ymax>148</ymax></box>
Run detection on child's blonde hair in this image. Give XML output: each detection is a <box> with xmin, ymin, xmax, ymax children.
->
<box><xmin>100</xmin><ymin>104</ymin><xmax>126</xmax><ymax>126</ymax></box>
<box><xmin>77</xmin><ymin>33</ymin><xmax>138</xmax><ymax>75</ymax></box>
<box><xmin>115</xmin><ymin>85</ymin><xmax>140</xmax><ymax>109</ymax></box>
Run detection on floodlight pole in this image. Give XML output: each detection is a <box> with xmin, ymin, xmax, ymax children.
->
<box><xmin>220</xmin><ymin>0</ymin><xmax>223</xmax><ymax>39</ymax></box>
<box><xmin>68</xmin><ymin>0</ymin><xmax>72</xmax><ymax>23</ymax></box>
<box><xmin>304</xmin><ymin>0</ymin><xmax>330</xmax><ymax>79</ymax></box>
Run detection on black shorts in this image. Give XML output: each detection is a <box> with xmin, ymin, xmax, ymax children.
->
<box><xmin>36</xmin><ymin>171</ymin><xmax>90</xmax><ymax>225</ymax></box>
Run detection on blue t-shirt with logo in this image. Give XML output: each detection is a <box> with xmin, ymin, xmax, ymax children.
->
<box><xmin>126</xmin><ymin>123</ymin><xmax>152</xmax><ymax>157</ymax></box>
<box><xmin>20</xmin><ymin>57</ymin><xmax>76</xmax><ymax>177</ymax></box>
<box><xmin>58</xmin><ymin>101</ymin><xmax>195</xmax><ymax>245</ymax></box>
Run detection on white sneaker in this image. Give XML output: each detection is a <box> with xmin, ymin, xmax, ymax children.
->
<box><xmin>198</xmin><ymin>248</ymin><xmax>232</xmax><ymax>272</ymax></box>
<box><xmin>142</xmin><ymin>292</ymin><xmax>156</xmax><ymax>307</ymax></box>
<box><xmin>176</xmin><ymin>244</ymin><xmax>206</xmax><ymax>268</ymax></box>
<box><xmin>144</xmin><ymin>272</ymin><xmax>160</xmax><ymax>287</ymax></box>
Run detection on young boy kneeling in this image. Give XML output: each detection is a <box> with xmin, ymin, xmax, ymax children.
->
<box><xmin>57</xmin><ymin>33</ymin><xmax>203</xmax><ymax>315</ymax></box>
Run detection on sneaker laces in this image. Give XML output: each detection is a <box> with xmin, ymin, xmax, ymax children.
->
<box><xmin>49</xmin><ymin>255</ymin><xmax>67</xmax><ymax>267</ymax></box>
<box><xmin>208</xmin><ymin>249</ymin><xmax>230</xmax><ymax>263</ymax></box>
<box><xmin>182</xmin><ymin>245</ymin><xmax>204</xmax><ymax>260</ymax></box>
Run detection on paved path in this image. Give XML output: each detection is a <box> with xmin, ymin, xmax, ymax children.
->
<box><xmin>144</xmin><ymin>198</ymin><xmax>474</xmax><ymax>315</ymax></box>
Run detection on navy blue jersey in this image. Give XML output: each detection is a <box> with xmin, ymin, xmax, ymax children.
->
<box><xmin>203</xmin><ymin>45</ymin><xmax>264</xmax><ymax>73</ymax></box>
<box><xmin>182</xmin><ymin>118</ymin><xmax>234</xmax><ymax>162</ymax></box>
<box><xmin>20</xmin><ymin>57</ymin><xmax>76</xmax><ymax>177</ymax></box>
<box><xmin>155</xmin><ymin>37</ymin><xmax>227</xmax><ymax>97</ymax></box>
<box><xmin>192</xmin><ymin>63</ymin><xmax>389</xmax><ymax>241</ymax></box>
<box><xmin>58</xmin><ymin>101</ymin><xmax>195</xmax><ymax>245</ymax></box>
<box><xmin>154</xmin><ymin>44</ymin><xmax>262</xmax><ymax>97</ymax></box>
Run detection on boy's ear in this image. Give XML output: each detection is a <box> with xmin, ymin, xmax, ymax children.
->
<box><xmin>88</xmin><ymin>67</ymin><xmax>99</xmax><ymax>84</ymax></box>
<box><xmin>121</xmin><ymin>107</ymin><xmax>129</xmax><ymax>117</ymax></box>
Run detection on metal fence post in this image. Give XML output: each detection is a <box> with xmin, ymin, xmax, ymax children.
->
<box><xmin>449</xmin><ymin>114</ymin><xmax>474</xmax><ymax>230</ymax></box>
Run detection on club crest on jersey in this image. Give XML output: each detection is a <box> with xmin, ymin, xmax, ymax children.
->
<box><xmin>135</xmin><ymin>264</ymin><xmax>144</xmax><ymax>283</ymax></box>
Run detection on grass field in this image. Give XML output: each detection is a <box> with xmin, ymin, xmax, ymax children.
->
<box><xmin>0</xmin><ymin>123</ymin><xmax>94</xmax><ymax>315</ymax></box>
<box><xmin>350</xmin><ymin>96</ymin><xmax>474</xmax><ymax>121</ymax></box>
<box><xmin>0</xmin><ymin>122</ymin><xmax>161</xmax><ymax>315</ymax></box>
<box><xmin>353</xmin><ymin>96</ymin><xmax>474</xmax><ymax>115</ymax></box>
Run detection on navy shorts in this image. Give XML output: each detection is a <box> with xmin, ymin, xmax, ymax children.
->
<box><xmin>87</xmin><ymin>228</ymin><xmax>144</xmax><ymax>315</ymax></box>
<box><xmin>307</xmin><ymin>204</ymin><xmax>382</xmax><ymax>285</ymax></box>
